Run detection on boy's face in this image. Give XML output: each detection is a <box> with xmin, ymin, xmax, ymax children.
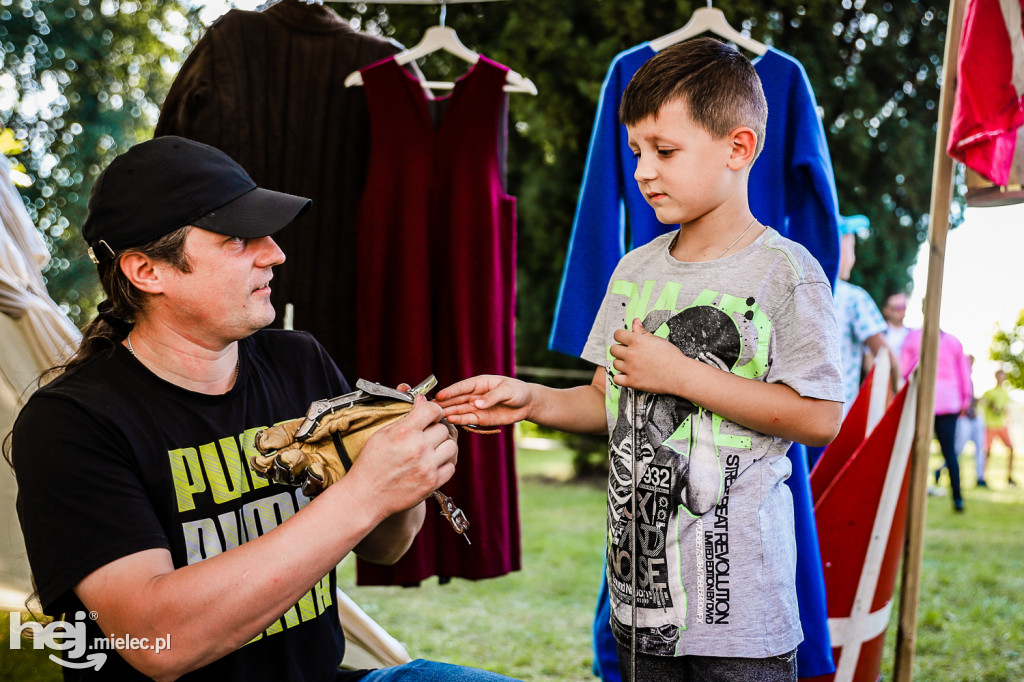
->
<box><xmin>626</xmin><ymin>99</ymin><xmax>738</xmax><ymax>226</ymax></box>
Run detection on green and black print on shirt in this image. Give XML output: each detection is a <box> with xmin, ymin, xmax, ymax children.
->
<box><xmin>582</xmin><ymin>228</ymin><xmax>844</xmax><ymax>659</ymax></box>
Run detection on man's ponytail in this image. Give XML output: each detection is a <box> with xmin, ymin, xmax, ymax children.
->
<box><xmin>47</xmin><ymin>225</ymin><xmax>193</xmax><ymax>378</ymax></box>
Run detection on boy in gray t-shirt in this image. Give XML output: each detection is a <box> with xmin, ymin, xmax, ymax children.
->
<box><xmin>439</xmin><ymin>38</ymin><xmax>843</xmax><ymax>681</ymax></box>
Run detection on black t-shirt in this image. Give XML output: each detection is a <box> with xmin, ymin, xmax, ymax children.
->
<box><xmin>13</xmin><ymin>329</ymin><xmax>366</xmax><ymax>681</ymax></box>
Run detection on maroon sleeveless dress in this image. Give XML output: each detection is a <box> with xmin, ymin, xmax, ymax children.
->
<box><xmin>354</xmin><ymin>56</ymin><xmax>520</xmax><ymax>584</ymax></box>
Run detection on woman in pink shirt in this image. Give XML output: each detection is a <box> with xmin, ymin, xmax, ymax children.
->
<box><xmin>901</xmin><ymin>328</ymin><xmax>973</xmax><ymax>511</ymax></box>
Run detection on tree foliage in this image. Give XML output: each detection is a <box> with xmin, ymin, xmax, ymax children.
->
<box><xmin>990</xmin><ymin>309</ymin><xmax>1024</xmax><ymax>391</ymax></box>
<box><xmin>3</xmin><ymin>1</ymin><xmax>951</xmax><ymax>363</ymax></box>
<box><xmin>340</xmin><ymin>0</ymin><xmax>950</xmax><ymax>371</ymax></box>
<box><xmin>0</xmin><ymin>0</ymin><xmax>201</xmax><ymax>324</ymax></box>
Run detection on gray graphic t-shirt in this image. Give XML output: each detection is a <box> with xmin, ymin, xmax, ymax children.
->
<box><xmin>582</xmin><ymin>227</ymin><xmax>843</xmax><ymax>659</ymax></box>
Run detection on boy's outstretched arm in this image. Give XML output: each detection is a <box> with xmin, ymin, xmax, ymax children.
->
<box><xmin>613</xmin><ymin>319</ymin><xmax>842</xmax><ymax>446</ymax></box>
<box><xmin>436</xmin><ymin>372</ymin><xmax>609</xmax><ymax>435</ymax></box>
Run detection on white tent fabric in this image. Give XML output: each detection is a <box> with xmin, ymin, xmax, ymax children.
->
<box><xmin>0</xmin><ymin>157</ymin><xmax>49</xmax><ymax>287</ymax></box>
<box><xmin>336</xmin><ymin>588</ymin><xmax>413</xmax><ymax>669</ymax></box>
<box><xmin>0</xmin><ymin>312</ymin><xmax>42</xmax><ymax>612</ymax></box>
<box><xmin>0</xmin><ymin>156</ymin><xmax>81</xmax><ymax>612</ymax></box>
<box><xmin>0</xmin><ymin>156</ymin><xmax>81</xmax><ymax>367</ymax></box>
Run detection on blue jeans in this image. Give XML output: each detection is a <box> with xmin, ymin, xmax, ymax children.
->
<box><xmin>355</xmin><ymin>660</ymin><xmax>519</xmax><ymax>681</ymax></box>
<box><xmin>934</xmin><ymin>413</ymin><xmax>962</xmax><ymax>505</ymax></box>
<box><xmin>955</xmin><ymin>413</ymin><xmax>987</xmax><ymax>481</ymax></box>
<box><xmin>615</xmin><ymin>644</ymin><xmax>797</xmax><ymax>682</ymax></box>
<box><xmin>593</xmin><ymin>558</ymin><xmax>622</xmax><ymax>682</ymax></box>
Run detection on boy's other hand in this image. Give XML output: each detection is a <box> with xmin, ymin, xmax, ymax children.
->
<box><xmin>436</xmin><ymin>375</ymin><xmax>533</xmax><ymax>427</ymax></box>
<box><xmin>610</xmin><ymin>318</ymin><xmax>684</xmax><ymax>395</ymax></box>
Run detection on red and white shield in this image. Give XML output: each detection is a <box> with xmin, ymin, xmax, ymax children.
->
<box><xmin>804</xmin><ymin>361</ymin><xmax>919</xmax><ymax>682</ymax></box>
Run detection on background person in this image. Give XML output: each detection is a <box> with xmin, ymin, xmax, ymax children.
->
<box><xmin>980</xmin><ymin>369</ymin><xmax>1017</xmax><ymax>486</ymax></box>
<box><xmin>882</xmin><ymin>290</ymin><xmax>912</xmax><ymax>360</ymax></box>
<box><xmin>954</xmin><ymin>355</ymin><xmax>988</xmax><ymax>487</ymax></box>
<box><xmin>833</xmin><ymin>214</ymin><xmax>897</xmax><ymax>414</ymax></box>
<box><xmin>902</xmin><ymin>326</ymin><xmax>973</xmax><ymax>511</ymax></box>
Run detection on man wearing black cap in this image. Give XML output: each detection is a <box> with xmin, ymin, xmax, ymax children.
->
<box><xmin>8</xmin><ymin>137</ymin><xmax>512</xmax><ymax>681</ymax></box>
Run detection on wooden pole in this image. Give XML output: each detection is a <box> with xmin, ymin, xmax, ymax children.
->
<box><xmin>893</xmin><ymin>0</ymin><xmax>967</xmax><ymax>678</ymax></box>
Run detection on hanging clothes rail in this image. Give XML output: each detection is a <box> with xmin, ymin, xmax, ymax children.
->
<box><xmin>648</xmin><ymin>2</ymin><xmax>767</xmax><ymax>55</ymax></box>
<box><xmin>343</xmin><ymin>0</ymin><xmax>537</xmax><ymax>94</ymax></box>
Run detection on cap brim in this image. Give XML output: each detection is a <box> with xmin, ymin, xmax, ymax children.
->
<box><xmin>191</xmin><ymin>186</ymin><xmax>311</xmax><ymax>238</ymax></box>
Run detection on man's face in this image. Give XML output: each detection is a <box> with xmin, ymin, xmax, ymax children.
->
<box><xmin>627</xmin><ymin>99</ymin><xmax>737</xmax><ymax>226</ymax></box>
<box><xmin>156</xmin><ymin>227</ymin><xmax>285</xmax><ymax>343</ymax></box>
<box><xmin>883</xmin><ymin>292</ymin><xmax>907</xmax><ymax>327</ymax></box>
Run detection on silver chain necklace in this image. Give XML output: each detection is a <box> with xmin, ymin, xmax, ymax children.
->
<box><xmin>126</xmin><ymin>333</ymin><xmax>240</xmax><ymax>380</ymax></box>
<box><xmin>670</xmin><ymin>217</ymin><xmax>760</xmax><ymax>260</ymax></box>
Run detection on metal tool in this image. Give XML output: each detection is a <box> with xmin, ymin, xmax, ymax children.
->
<box><xmin>629</xmin><ymin>386</ymin><xmax>638</xmax><ymax>682</ymax></box>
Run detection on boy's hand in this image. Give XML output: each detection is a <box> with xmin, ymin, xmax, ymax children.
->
<box><xmin>610</xmin><ymin>318</ymin><xmax>685</xmax><ymax>395</ymax></box>
<box><xmin>436</xmin><ymin>375</ymin><xmax>533</xmax><ymax>427</ymax></box>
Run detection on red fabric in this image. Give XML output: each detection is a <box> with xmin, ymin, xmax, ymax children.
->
<box><xmin>808</xmin><ymin>380</ymin><xmax>914</xmax><ymax>682</ymax></box>
<box><xmin>353</xmin><ymin>57</ymin><xmax>520</xmax><ymax>584</ymax></box>
<box><xmin>948</xmin><ymin>0</ymin><xmax>1024</xmax><ymax>185</ymax></box>
<box><xmin>810</xmin><ymin>366</ymin><xmax>874</xmax><ymax>502</ymax></box>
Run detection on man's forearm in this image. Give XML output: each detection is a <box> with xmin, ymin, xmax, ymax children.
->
<box><xmin>75</xmin><ymin>475</ymin><xmax>389</xmax><ymax>680</ymax></box>
<box><xmin>355</xmin><ymin>501</ymin><xmax>426</xmax><ymax>564</ymax></box>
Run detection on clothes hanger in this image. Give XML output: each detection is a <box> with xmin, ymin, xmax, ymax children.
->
<box><xmin>343</xmin><ymin>1</ymin><xmax>537</xmax><ymax>94</ymax></box>
<box><xmin>648</xmin><ymin>1</ymin><xmax>767</xmax><ymax>55</ymax></box>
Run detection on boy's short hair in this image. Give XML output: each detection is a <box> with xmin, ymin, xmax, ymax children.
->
<box><xmin>620</xmin><ymin>37</ymin><xmax>769</xmax><ymax>161</ymax></box>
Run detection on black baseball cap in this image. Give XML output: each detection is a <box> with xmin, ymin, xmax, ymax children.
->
<box><xmin>82</xmin><ymin>136</ymin><xmax>311</xmax><ymax>263</ymax></box>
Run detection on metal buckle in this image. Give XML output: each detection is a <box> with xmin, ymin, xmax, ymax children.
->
<box><xmin>356</xmin><ymin>375</ymin><xmax>437</xmax><ymax>404</ymax></box>
<box><xmin>432</xmin><ymin>490</ymin><xmax>471</xmax><ymax>544</ymax></box>
<box><xmin>295</xmin><ymin>375</ymin><xmax>437</xmax><ymax>440</ymax></box>
<box><xmin>87</xmin><ymin>240</ymin><xmax>116</xmax><ymax>264</ymax></box>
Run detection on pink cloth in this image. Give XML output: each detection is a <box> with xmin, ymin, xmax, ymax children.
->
<box><xmin>947</xmin><ymin>0</ymin><xmax>1024</xmax><ymax>185</ymax></box>
<box><xmin>901</xmin><ymin>329</ymin><xmax>973</xmax><ymax>416</ymax></box>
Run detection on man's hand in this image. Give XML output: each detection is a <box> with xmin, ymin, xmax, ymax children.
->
<box><xmin>72</xmin><ymin>397</ymin><xmax>459</xmax><ymax>679</ymax></box>
<box><xmin>609</xmin><ymin>318</ymin><xmax>686</xmax><ymax>395</ymax></box>
<box><xmin>252</xmin><ymin>391</ymin><xmax>458</xmax><ymax>505</ymax></box>
<box><xmin>436</xmin><ymin>375</ymin><xmax>534</xmax><ymax>427</ymax></box>
<box><xmin>344</xmin><ymin>396</ymin><xmax>459</xmax><ymax>521</ymax></box>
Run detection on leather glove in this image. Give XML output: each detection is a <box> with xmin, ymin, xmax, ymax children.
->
<box><xmin>251</xmin><ymin>376</ymin><xmax>473</xmax><ymax>543</ymax></box>
<box><xmin>251</xmin><ymin>399</ymin><xmax>412</xmax><ymax>497</ymax></box>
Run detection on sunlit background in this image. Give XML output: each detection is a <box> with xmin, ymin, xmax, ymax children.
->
<box><xmin>22</xmin><ymin>0</ymin><xmax>1022</xmax><ymax>394</ymax></box>
<box><xmin>194</xmin><ymin>1</ymin><xmax>1022</xmax><ymax>395</ymax></box>
<box><xmin>906</xmin><ymin>204</ymin><xmax>1024</xmax><ymax>392</ymax></box>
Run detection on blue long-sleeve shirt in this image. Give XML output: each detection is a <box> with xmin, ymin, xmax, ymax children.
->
<box><xmin>550</xmin><ymin>44</ymin><xmax>840</xmax><ymax>356</ymax></box>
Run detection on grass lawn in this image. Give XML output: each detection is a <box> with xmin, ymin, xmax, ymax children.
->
<box><xmin>336</xmin><ymin>443</ymin><xmax>607</xmax><ymax>681</ymax></box>
<box><xmin>879</xmin><ymin>444</ymin><xmax>1024</xmax><ymax>681</ymax></box>
<box><xmin>3</xmin><ymin>442</ymin><xmax>1023</xmax><ymax>680</ymax></box>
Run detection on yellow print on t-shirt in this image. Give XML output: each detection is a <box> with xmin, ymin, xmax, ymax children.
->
<box><xmin>166</xmin><ymin>423</ymin><xmax>333</xmax><ymax>643</ymax></box>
